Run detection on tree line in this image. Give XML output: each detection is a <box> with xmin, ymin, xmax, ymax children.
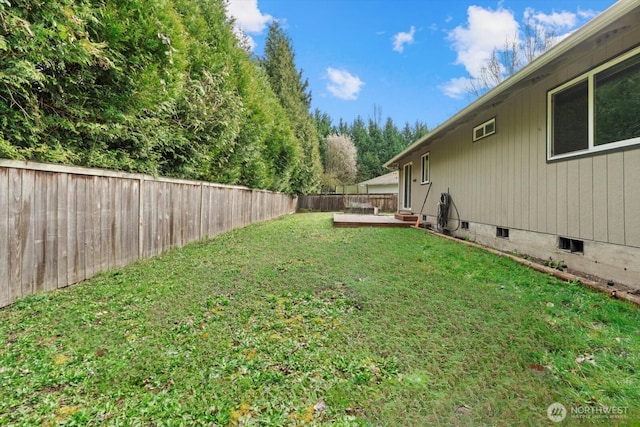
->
<box><xmin>315</xmin><ymin>109</ymin><xmax>428</xmax><ymax>187</ymax></box>
<box><xmin>0</xmin><ymin>0</ymin><xmax>426</xmax><ymax>194</ymax></box>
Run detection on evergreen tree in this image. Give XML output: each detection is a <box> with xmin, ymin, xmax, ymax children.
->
<box><xmin>346</xmin><ymin>114</ymin><xmax>428</xmax><ymax>182</ymax></box>
<box><xmin>313</xmin><ymin>109</ymin><xmax>333</xmax><ymax>166</ymax></box>
<box><xmin>0</xmin><ymin>0</ymin><xmax>303</xmax><ymax>193</ymax></box>
<box><xmin>261</xmin><ymin>21</ymin><xmax>322</xmax><ymax>194</ymax></box>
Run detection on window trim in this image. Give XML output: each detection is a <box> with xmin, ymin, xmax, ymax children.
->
<box><xmin>472</xmin><ymin>117</ymin><xmax>496</xmax><ymax>142</ymax></box>
<box><xmin>402</xmin><ymin>162</ymin><xmax>412</xmax><ymax>210</ymax></box>
<box><xmin>420</xmin><ymin>152</ymin><xmax>430</xmax><ymax>184</ymax></box>
<box><xmin>547</xmin><ymin>45</ymin><xmax>640</xmax><ymax>161</ymax></box>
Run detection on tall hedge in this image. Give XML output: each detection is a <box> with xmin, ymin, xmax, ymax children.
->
<box><xmin>0</xmin><ymin>0</ymin><xmax>312</xmax><ymax>194</ymax></box>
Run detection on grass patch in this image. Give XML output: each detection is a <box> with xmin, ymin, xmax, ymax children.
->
<box><xmin>1</xmin><ymin>213</ymin><xmax>639</xmax><ymax>425</ymax></box>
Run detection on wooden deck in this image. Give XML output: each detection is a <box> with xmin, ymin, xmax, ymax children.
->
<box><xmin>333</xmin><ymin>213</ymin><xmax>416</xmax><ymax>228</ymax></box>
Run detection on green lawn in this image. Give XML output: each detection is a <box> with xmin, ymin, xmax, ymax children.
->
<box><xmin>1</xmin><ymin>213</ymin><xmax>638</xmax><ymax>426</ymax></box>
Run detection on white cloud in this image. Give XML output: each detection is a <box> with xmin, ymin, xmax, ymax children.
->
<box><xmin>524</xmin><ymin>8</ymin><xmax>576</xmax><ymax>30</ymax></box>
<box><xmin>577</xmin><ymin>8</ymin><xmax>598</xmax><ymax>20</ymax></box>
<box><xmin>326</xmin><ymin>68</ymin><xmax>365</xmax><ymax>100</ymax></box>
<box><xmin>442</xmin><ymin>5</ymin><xmax>599</xmax><ymax>99</ymax></box>
<box><xmin>447</xmin><ymin>6</ymin><xmax>519</xmax><ymax>78</ymax></box>
<box><xmin>440</xmin><ymin>77</ymin><xmax>471</xmax><ymax>100</ymax></box>
<box><xmin>523</xmin><ymin>7</ymin><xmax>586</xmax><ymax>53</ymax></box>
<box><xmin>225</xmin><ymin>0</ymin><xmax>274</xmax><ymax>50</ymax></box>
<box><xmin>392</xmin><ymin>26</ymin><xmax>416</xmax><ymax>53</ymax></box>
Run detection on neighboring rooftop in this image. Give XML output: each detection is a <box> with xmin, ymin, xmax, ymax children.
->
<box><xmin>358</xmin><ymin>171</ymin><xmax>398</xmax><ymax>186</ymax></box>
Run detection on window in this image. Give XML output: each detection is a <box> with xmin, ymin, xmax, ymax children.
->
<box><xmin>420</xmin><ymin>152</ymin><xmax>430</xmax><ymax>184</ymax></box>
<box><xmin>402</xmin><ymin>163</ymin><xmax>412</xmax><ymax>209</ymax></box>
<box><xmin>472</xmin><ymin>117</ymin><xmax>496</xmax><ymax>142</ymax></box>
<box><xmin>496</xmin><ymin>227</ymin><xmax>509</xmax><ymax>238</ymax></box>
<box><xmin>548</xmin><ymin>46</ymin><xmax>640</xmax><ymax>160</ymax></box>
<box><xmin>461</xmin><ymin>221</ymin><xmax>469</xmax><ymax>230</ymax></box>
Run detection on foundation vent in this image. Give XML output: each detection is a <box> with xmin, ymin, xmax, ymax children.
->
<box><xmin>496</xmin><ymin>227</ymin><xmax>509</xmax><ymax>238</ymax></box>
<box><xmin>559</xmin><ymin>237</ymin><xmax>584</xmax><ymax>254</ymax></box>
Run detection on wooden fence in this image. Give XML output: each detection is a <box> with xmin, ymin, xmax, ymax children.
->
<box><xmin>0</xmin><ymin>160</ymin><xmax>297</xmax><ymax>309</ymax></box>
<box><xmin>297</xmin><ymin>194</ymin><xmax>397</xmax><ymax>213</ymax></box>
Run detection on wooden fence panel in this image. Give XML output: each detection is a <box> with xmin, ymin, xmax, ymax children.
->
<box><xmin>0</xmin><ymin>160</ymin><xmax>296</xmax><ymax>308</ymax></box>
<box><xmin>296</xmin><ymin>194</ymin><xmax>397</xmax><ymax>213</ymax></box>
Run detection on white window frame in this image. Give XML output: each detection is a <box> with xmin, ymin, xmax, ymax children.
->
<box><xmin>420</xmin><ymin>152</ymin><xmax>430</xmax><ymax>184</ymax></box>
<box><xmin>402</xmin><ymin>162</ymin><xmax>412</xmax><ymax>210</ymax></box>
<box><xmin>547</xmin><ymin>45</ymin><xmax>640</xmax><ymax>161</ymax></box>
<box><xmin>472</xmin><ymin>117</ymin><xmax>496</xmax><ymax>142</ymax></box>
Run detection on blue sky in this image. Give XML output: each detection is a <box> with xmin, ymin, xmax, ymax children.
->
<box><xmin>226</xmin><ymin>0</ymin><xmax>616</xmax><ymax>129</ymax></box>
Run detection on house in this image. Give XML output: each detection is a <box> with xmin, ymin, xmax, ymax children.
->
<box><xmin>357</xmin><ymin>171</ymin><xmax>399</xmax><ymax>194</ymax></box>
<box><xmin>385</xmin><ymin>1</ymin><xmax>640</xmax><ymax>290</ymax></box>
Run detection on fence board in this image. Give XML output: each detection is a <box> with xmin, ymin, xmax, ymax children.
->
<box><xmin>76</xmin><ymin>176</ymin><xmax>88</xmax><ymax>282</ymax></box>
<box><xmin>33</xmin><ymin>173</ymin><xmax>47</xmax><ymax>292</ymax></box>
<box><xmin>85</xmin><ymin>176</ymin><xmax>96</xmax><ymax>280</ymax></box>
<box><xmin>111</xmin><ymin>178</ymin><xmax>121</xmax><ymax>268</ymax></box>
<box><xmin>33</xmin><ymin>173</ymin><xmax>45</xmax><ymax>292</ymax></box>
<box><xmin>126</xmin><ymin>179</ymin><xmax>139</xmax><ymax>264</ymax></box>
<box><xmin>8</xmin><ymin>168</ymin><xmax>22</xmax><ymax>303</ymax></box>
<box><xmin>20</xmin><ymin>169</ymin><xmax>35</xmax><ymax>298</ymax></box>
<box><xmin>57</xmin><ymin>173</ymin><xmax>68</xmax><ymax>288</ymax></box>
<box><xmin>160</xmin><ymin>182</ymin><xmax>170</xmax><ymax>253</ymax></box>
<box><xmin>44</xmin><ymin>173</ymin><xmax>58</xmax><ymax>291</ymax></box>
<box><xmin>98</xmin><ymin>177</ymin><xmax>110</xmax><ymax>272</ymax></box>
<box><xmin>0</xmin><ymin>168</ymin><xmax>9</xmax><ymax>307</ymax></box>
<box><xmin>201</xmin><ymin>186</ymin><xmax>211</xmax><ymax>238</ymax></box>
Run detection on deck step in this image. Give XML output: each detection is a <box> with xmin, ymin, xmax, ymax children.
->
<box><xmin>394</xmin><ymin>212</ymin><xmax>419</xmax><ymax>222</ymax></box>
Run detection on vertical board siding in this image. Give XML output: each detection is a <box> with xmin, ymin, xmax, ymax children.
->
<box><xmin>592</xmin><ymin>156</ymin><xmax>608</xmax><ymax>243</ymax></box>
<box><xmin>0</xmin><ymin>162</ymin><xmax>296</xmax><ymax>308</ymax></box>
<box><xmin>624</xmin><ymin>150</ymin><xmax>640</xmax><ymax>247</ymax></box>
<box><xmin>566</xmin><ymin>161</ymin><xmax>580</xmax><ymax>238</ymax></box>
<box><xmin>579</xmin><ymin>158</ymin><xmax>594</xmax><ymax>241</ymax></box>
<box><xmin>607</xmin><ymin>153</ymin><xmax>625</xmax><ymax>245</ymax></box>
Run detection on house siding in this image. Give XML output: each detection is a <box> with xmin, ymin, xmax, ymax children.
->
<box><xmin>398</xmin><ymin>19</ymin><xmax>640</xmax><ymax>288</ymax></box>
